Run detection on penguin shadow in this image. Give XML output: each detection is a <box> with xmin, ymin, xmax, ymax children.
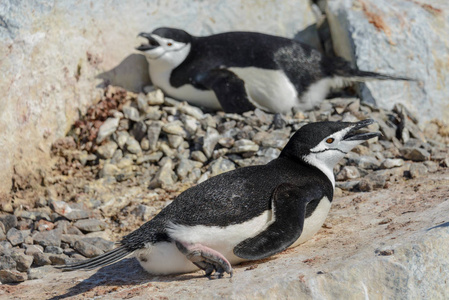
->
<box><xmin>96</xmin><ymin>53</ymin><xmax>151</xmax><ymax>93</ymax></box>
<box><xmin>427</xmin><ymin>221</ymin><xmax>449</xmax><ymax>231</ymax></box>
<box><xmin>49</xmin><ymin>258</ymin><xmax>201</xmax><ymax>300</ymax></box>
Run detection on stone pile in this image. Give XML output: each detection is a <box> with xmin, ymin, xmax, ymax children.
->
<box><xmin>1</xmin><ymin>86</ymin><xmax>448</xmax><ymax>284</ymax></box>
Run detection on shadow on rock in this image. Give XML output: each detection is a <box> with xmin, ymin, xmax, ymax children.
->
<box><xmin>49</xmin><ymin>258</ymin><xmax>201</xmax><ymax>300</ymax></box>
<box><xmin>96</xmin><ymin>53</ymin><xmax>151</xmax><ymax>93</ymax></box>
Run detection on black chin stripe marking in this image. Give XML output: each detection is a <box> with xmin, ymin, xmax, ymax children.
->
<box><xmin>311</xmin><ymin>148</ymin><xmax>347</xmax><ymax>155</ymax></box>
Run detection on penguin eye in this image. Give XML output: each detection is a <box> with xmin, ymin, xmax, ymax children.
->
<box><xmin>326</xmin><ymin>138</ymin><xmax>334</xmax><ymax>144</ymax></box>
<box><xmin>167</xmin><ymin>42</ymin><xmax>173</xmax><ymax>46</ymax></box>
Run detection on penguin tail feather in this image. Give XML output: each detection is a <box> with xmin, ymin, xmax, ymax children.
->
<box><xmin>345</xmin><ymin>69</ymin><xmax>415</xmax><ymax>82</ymax></box>
<box><xmin>55</xmin><ymin>245</ymin><xmax>132</xmax><ymax>271</ymax></box>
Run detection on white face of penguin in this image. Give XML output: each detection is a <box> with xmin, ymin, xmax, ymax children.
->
<box><xmin>139</xmin><ymin>34</ymin><xmax>191</xmax><ymax>68</ymax></box>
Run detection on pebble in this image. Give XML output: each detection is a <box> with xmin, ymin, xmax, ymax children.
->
<box><xmin>96</xmin><ymin>141</ymin><xmax>118</xmax><ymax>159</ymax></box>
<box><xmin>131</xmin><ymin>121</ymin><xmax>147</xmax><ymax>142</ymax></box>
<box><xmin>11</xmin><ymin>250</ymin><xmax>33</xmax><ymax>272</ymax></box>
<box><xmin>96</xmin><ymin>117</ymin><xmax>120</xmax><ymax>143</ymax></box>
<box><xmin>147</xmin><ymin>89</ymin><xmax>165</xmax><ymax>105</ymax></box>
<box><xmin>146</xmin><ymin>121</ymin><xmax>163</xmax><ymax>151</ymax></box>
<box><xmin>0</xmin><ymin>255</ymin><xmax>16</xmax><ymax>270</ymax></box>
<box><xmin>125</xmin><ymin>137</ymin><xmax>142</xmax><ymax>154</ymax></box>
<box><xmin>381</xmin><ymin>158</ymin><xmax>404</xmax><ymax>169</ymax></box>
<box><xmin>123</xmin><ymin>105</ymin><xmax>140</xmax><ymax>122</ymax></box>
<box><xmin>33</xmin><ymin>228</ymin><xmax>62</xmax><ymax>247</ymax></box>
<box><xmin>44</xmin><ymin>245</ymin><xmax>64</xmax><ymax>254</ymax></box>
<box><xmin>209</xmin><ymin>158</ymin><xmax>236</xmax><ymax>176</ymax></box>
<box><xmin>6</xmin><ymin>228</ymin><xmax>29</xmax><ymax>246</ymax></box>
<box><xmin>150</xmin><ymin>158</ymin><xmax>176</xmax><ymax>188</ymax></box>
<box><xmin>74</xmin><ymin>219</ymin><xmax>107</xmax><ymax>233</ymax></box>
<box><xmin>409</xmin><ymin>163</ymin><xmax>428</xmax><ymax>178</ymax></box>
<box><xmin>0</xmin><ymin>215</ymin><xmax>18</xmax><ymax>233</ymax></box>
<box><xmin>32</xmin><ymin>252</ymin><xmax>52</xmax><ymax>266</ymax></box>
<box><xmin>203</xmin><ymin>127</ymin><xmax>220</xmax><ymax>158</ymax></box>
<box><xmin>231</xmin><ymin>139</ymin><xmax>259</xmax><ymax>153</ymax></box>
<box><xmin>27</xmin><ymin>265</ymin><xmax>53</xmax><ymax>280</ymax></box>
<box><xmin>400</xmin><ymin>147</ymin><xmax>430</xmax><ymax>161</ymax></box>
<box><xmin>82</xmin><ymin>237</ymin><xmax>114</xmax><ymax>252</ymax></box>
<box><xmin>0</xmin><ymin>269</ymin><xmax>27</xmax><ymax>283</ymax></box>
<box><xmin>162</xmin><ymin>121</ymin><xmax>187</xmax><ymax>137</ymax></box>
<box><xmin>73</xmin><ymin>240</ymin><xmax>103</xmax><ymax>258</ymax></box>
<box><xmin>191</xmin><ymin>151</ymin><xmax>208</xmax><ymax>163</ymax></box>
<box><xmin>336</xmin><ymin>166</ymin><xmax>361</xmax><ymax>181</ymax></box>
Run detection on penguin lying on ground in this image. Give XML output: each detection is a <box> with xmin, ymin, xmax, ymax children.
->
<box><xmin>136</xmin><ymin>27</ymin><xmax>411</xmax><ymax>114</ymax></box>
<box><xmin>59</xmin><ymin>119</ymin><xmax>380</xmax><ymax>278</ymax></box>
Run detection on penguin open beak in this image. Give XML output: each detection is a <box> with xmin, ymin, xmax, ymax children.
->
<box><xmin>343</xmin><ymin>119</ymin><xmax>381</xmax><ymax>141</ymax></box>
<box><xmin>136</xmin><ymin>32</ymin><xmax>160</xmax><ymax>51</ymax></box>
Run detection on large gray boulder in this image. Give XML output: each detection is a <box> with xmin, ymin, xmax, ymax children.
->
<box><xmin>326</xmin><ymin>0</ymin><xmax>449</xmax><ymax>122</ymax></box>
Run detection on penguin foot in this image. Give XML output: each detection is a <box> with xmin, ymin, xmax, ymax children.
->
<box><xmin>175</xmin><ymin>241</ymin><xmax>233</xmax><ymax>278</ymax></box>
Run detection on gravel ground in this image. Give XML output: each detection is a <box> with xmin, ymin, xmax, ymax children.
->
<box><xmin>1</xmin><ymin>86</ymin><xmax>448</xmax><ymax>285</ymax></box>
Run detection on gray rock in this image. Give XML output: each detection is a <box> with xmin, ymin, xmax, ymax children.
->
<box><xmin>335</xmin><ymin>181</ymin><xmax>360</xmax><ymax>191</ymax></box>
<box><xmin>48</xmin><ymin>253</ymin><xmax>69</xmax><ymax>265</ymax></box>
<box><xmin>381</xmin><ymin>158</ymin><xmax>404</xmax><ymax>169</ymax></box>
<box><xmin>96</xmin><ymin>141</ymin><xmax>118</xmax><ymax>159</ymax></box>
<box><xmin>125</xmin><ymin>137</ymin><xmax>142</xmax><ymax>154</ymax></box>
<box><xmin>203</xmin><ymin>127</ymin><xmax>220</xmax><ymax>158</ymax></box>
<box><xmin>0</xmin><ymin>269</ymin><xmax>27</xmax><ymax>283</ymax></box>
<box><xmin>136</xmin><ymin>93</ymin><xmax>149</xmax><ymax>112</ymax></box>
<box><xmin>273</xmin><ymin>113</ymin><xmax>287</xmax><ymax>129</ymax></box>
<box><xmin>0</xmin><ymin>225</ymin><xmax>5</xmax><ymax>242</ymax></box>
<box><xmin>24</xmin><ymin>244</ymin><xmax>44</xmax><ymax>256</ymax></box>
<box><xmin>0</xmin><ymin>215</ymin><xmax>18</xmax><ymax>233</ymax></box>
<box><xmin>81</xmin><ymin>237</ymin><xmax>114</xmax><ymax>253</ymax></box>
<box><xmin>424</xmin><ymin>161</ymin><xmax>439</xmax><ymax>173</ymax></box>
<box><xmin>348</xmin><ymin>155</ymin><xmax>380</xmax><ymax>169</ymax></box>
<box><xmin>73</xmin><ymin>219</ymin><xmax>107</xmax><ymax>233</ymax></box>
<box><xmin>27</xmin><ymin>265</ymin><xmax>53</xmax><ymax>280</ymax></box>
<box><xmin>336</xmin><ymin>166</ymin><xmax>361</xmax><ymax>181</ymax></box>
<box><xmin>150</xmin><ymin>158</ymin><xmax>176</xmax><ymax>188</ymax></box>
<box><xmin>0</xmin><ymin>255</ymin><xmax>16</xmax><ymax>270</ymax></box>
<box><xmin>44</xmin><ymin>245</ymin><xmax>63</xmax><ymax>254</ymax></box>
<box><xmin>209</xmin><ymin>158</ymin><xmax>236</xmax><ymax>177</ymax></box>
<box><xmin>146</xmin><ymin>121</ymin><xmax>163</xmax><ymax>151</ymax></box>
<box><xmin>99</xmin><ymin>163</ymin><xmax>120</xmax><ymax>178</ymax></box>
<box><xmin>140</xmin><ymin>137</ymin><xmax>150</xmax><ymax>151</ymax></box>
<box><xmin>162</xmin><ymin>121</ymin><xmax>187</xmax><ymax>137</ymax></box>
<box><xmin>73</xmin><ymin>240</ymin><xmax>103</xmax><ymax>258</ymax></box>
<box><xmin>182</xmin><ymin>115</ymin><xmax>200</xmax><ymax>135</ymax></box>
<box><xmin>136</xmin><ymin>152</ymin><xmax>164</xmax><ymax>165</ymax></box>
<box><xmin>178</xmin><ymin>102</ymin><xmax>204</xmax><ymax>119</ymax></box>
<box><xmin>231</xmin><ymin>139</ymin><xmax>259</xmax><ymax>153</ymax></box>
<box><xmin>147</xmin><ymin>89</ymin><xmax>165</xmax><ymax>105</ymax></box>
<box><xmin>359</xmin><ymin>172</ymin><xmax>387</xmax><ymax>192</ymax></box>
<box><xmin>49</xmin><ymin>200</ymin><xmax>90</xmax><ymax>221</ymax></box>
<box><xmin>32</xmin><ymin>252</ymin><xmax>52</xmax><ymax>266</ymax></box>
<box><xmin>409</xmin><ymin>163</ymin><xmax>428</xmax><ymax>179</ymax></box>
<box><xmin>123</xmin><ymin>105</ymin><xmax>140</xmax><ymax>122</ymax></box>
<box><xmin>176</xmin><ymin>159</ymin><xmax>195</xmax><ymax>180</ymax></box>
<box><xmin>96</xmin><ymin>117</ymin><xmax>120</xmax><ymax>143</ymax></box>
<box><xmin>167</xmin><ymin>134</ymin><xmax>184</xmax><ymax>148</ymax></box>
<box><xmin>191</xmin><ymin>151</ymin><xmax>208</xmax><ymax>163</ymax></box>
<box><xmin>144</xmin><ymin>106</ymin><xmax>163</xmax><ymax>120</ymax></box>
<box><xmin>130</xmin><ymin>121</ymin><xmax>147</xmax><ymax>142</ymax></box>
<box><xmin>113</xmin><ymin>131</ymin><xmax>130</xmax><ymax>149</ymax></box>
<box><xmin>61</xmin><ymin>234</ymin><xmax>82</xmax><ymax>247</ymax></box>
<box><xmin>33</xmin><ymin>228</ymin><xmax>62</xmax><ymax>247</ymax></box>
<box><xmin>218</xmin><ymin>137</ymin><xmax>234</xmax><ymax>148</ymax></box>
<box><xmin>11</xmin><ymin>251</ymin><xmax>33</xmax><ymax>272</ymax></box>
<box><xmin>400</xmin><ymin>147</ymin><xmax>430</xmax><ymax>161</ymax></box>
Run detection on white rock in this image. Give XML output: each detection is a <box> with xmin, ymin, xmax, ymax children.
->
<box><xmin>96</xmin><ymin>118</ymin><xmax>119</xmax><ymax>144</ymax></box>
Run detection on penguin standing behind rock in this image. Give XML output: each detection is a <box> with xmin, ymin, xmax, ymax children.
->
<box><xmin>59</xmin><ymin>119</ymin><xmax>380</xmax><ymax>278</ymax></box>
<box><xmin>136</xmin><ymin>27</ymin><xmax>412</xmax><ymax>114</ymax></box>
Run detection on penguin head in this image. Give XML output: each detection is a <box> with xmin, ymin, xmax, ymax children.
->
<box><xmin>137</xmin><ymin>28</ymin><xmax>192</xmax><ymax>67</ymax></box>
<box><xmin>281</xmin><ymin>119</ymin><xmax>381</xmax><ymax>183</ymax></box>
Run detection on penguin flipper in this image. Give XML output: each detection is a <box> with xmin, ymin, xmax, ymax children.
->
<box><xmin>193</xmin><ymin>69</ymin><xmax>256</xmax><ymax>113</ymax></box>
<box><xmin>233</xmin><ymin>183</ymin><xmax>320</xmax><ymax>260</ymax></box>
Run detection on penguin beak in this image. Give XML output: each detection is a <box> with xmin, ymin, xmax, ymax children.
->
<box><xmin>343</xmin><ymin>119</ymin><xmax>381</xmax><ymax>141</ymax></box>
<box><xmin>136</xmin><ymin>32</ymin><xmax>160</xmax><ymax>51</ymax></box>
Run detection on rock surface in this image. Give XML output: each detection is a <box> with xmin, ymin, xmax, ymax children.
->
<box><xmin>326</xmin><ymin>0</ymin><xmax>449</xmax><ymax>122</ymax></box>
<box><xmin>0</xmin><ymin>171</ymin><xmax>448</xmax><ymax>299</ymax></box>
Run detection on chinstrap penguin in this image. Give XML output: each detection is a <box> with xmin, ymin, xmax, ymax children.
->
<box><xmin>136</xmin><ymin>27</ymin><xmax>412</xmax><ymax>114</ymax></box>
<box><xmin>58</xmin><ymin>119</ymin><xmax>380</xmax><ymax>278</ymax></box>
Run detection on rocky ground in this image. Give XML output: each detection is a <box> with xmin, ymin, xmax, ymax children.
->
<box><xmin>1</xmin><ymin>86</ymin><xmax>449</xmax><ymax>294</ymax></box>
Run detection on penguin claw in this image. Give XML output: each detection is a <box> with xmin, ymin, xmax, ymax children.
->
<box><xmin>175</xmin><ymin>241</ymin><xmax>233</xmax><ymax>278</ymax></box>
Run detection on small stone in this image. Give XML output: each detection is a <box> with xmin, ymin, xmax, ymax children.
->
<box><xmin>96</xmin><ymin>117</ymin><xmax>120</xmax><ymax>143</ymax></box>
<box><xmin>150</xmin><ymin>158</ymin><xmax>176</xmax><ymax>188</ymax></box>
<box><xmin>162</xmin><ymin>121</ymin><xmax>187</xmax><ymax>137</ymax></box>
<box><xmin>44</xmin><ymin>245</ymin><xmax>63</xmax><ymax>254</ymax></box>
<box><xmin>218</xmin><ymin>137</ymin><xmax>234</xmax><ymax>148</ymax></box>
<box><xmin>123</xmin><ymin>105</ymin><xmax>140</xmax><ymax>122</ymax></box>
<box><xmin>96</xmin><ymin>141</ymin><xmax>118</xmax><ymax>159</ymax></box>
<box><xmin>178</xmin><ymin>102</ymin><xmax>204</xmax><ymax>119</ymax></box>
<box><xmin>209</xmin><ymin>158</ymin><xmax>236</xmax><ymax>177</ymax></box>
<box><xmin>273</xmin><ymin>113</ymin><xmax>287</xmax><ymax>129</ymax></box>
<box><xmin>136</xmin><ymin>152</ymin><xmax>164</xmax><ymax>165</ymax></box>
<box><xmin>409</xmin><ymin>163</ymin><xmax>428</xmax><ymax>179</ymax></box>
<box><xmin>36</xmin><ymin>219</ymin><xmax>55</xmax><ymax>231</ymax></box>
<box><xmin>137</xmin><ymin>93</ymin><xmax>149</xmax><ymax>111</ymax></box>
<box><xmin>203</xmin><ymin>127</ymin><xmax>220</xmax><ymax>158</ymax></box>
<box><xmin>73</xmin><ymin>240</ymin><xmax>103</xmax><ymax>258</ymax></box>
<box><xmin>6</xmin><ymin>228</ymin><xmax>26</xmax><ymax>246</ymax></box>
<box><xmin>336</xmin><ymin>166</ymin><xmax>361</xmax><ymax>181</ymax></box>
<box><xmin>231</xmin><ymin>139</ymin><xmax>259</xmax><ymax>153</ymax></box>
<box><xmin>0</xmin><ymin>255</ymin><xmax>16</xmax><ymax>270</ymax></box>
<box><xmin>24</xmin><ymin>244</ymin><xmax>44</xmax><ymax>256</ymax></box>
<box><xmin>381</xmin><ymin>158</ymin><xmax>404</xmax><ymax>169</ymax></box>
<box><xmin>125</xmin><ymin>137</ymin><xmax>142</xmax><ymax>154</ymax></box>
<box><xmin>146</xmin><ymin>121</ymin><xmax>163</xmax><ymax>151</ymax></box>
<box><xmin>27</xmin><ymin>265</ymin><xmax>53</xmax><ymax>280</ymax></box>
<box><xmin>32</xmin><ymin>252</ymin><xmax>52</xmax><ymax>266</ymax></box>
<box><xmin>0</xmin><ymin>269</ymin><xmax>27</xmax><ymax>283</ymax></box>
<box><xmin>82</xmin><ymin>237</ymin><xmax>114</xmax><ymax>253</ymax></box>
<box><xmin>140</xmin><ymin>137</ymin><xmax>150</xmax><ymax>151</ymax></box>
<box><xmin>33</xmin><ymin>228</ymin><xmax>62</xmax><ymax>247</ymax></box>
<box><xmin>335</xmin><ymin>181</ymin><xmax>360</xmax><ymax>191</ymax></box>
<box><xmin>147</xmin><ymin>89</ymin><xmax>165</xmax><ymax>105</ymax></box>
<box><xmin>74</xmin><ymin>219</ymin><xmax>107</xmax><ymax>233</ymax></box>
<box><xmin>131</xmin><ymin>121</ymin><xmax>148</xmax><ymax>142</ymax></box>
<box><xmin>176</xmin><ymin>159</ymin><xmax>195</xmax><ymax>180</ymax></box>
<box><xmin>168</xmin><ymin>134</ymin><xmax>184</xmax><ymax>148</ymax></box>
<box><xmin>99</xmin><ymin>163</ymin><xmax>120</xmax><ymax>178</ymax></box>
<box><xmin>0</xmin><ymin>215</ymin><xmax>18</xmax><ymax>233</ymax></box>
<box><xmin>131</xmin><ymin>205</ymin><xmax>158</xmax><ymax>222</ymax></box>
<box><xmin>424</xmin><ymin>161</ymin><xmax>439</xmax><ymax>173</ymax></box>
<box><xmin>400</xmin><ymin>147</ymin><xmax>430</xmax><ymax>161</ymax></box>
<box><xmin>11</xmin><ymin>251</ymin><xmax>33</xmax><ymax>272</ymax></box>
<box><xmin>191</xmin><ymin>151</ymin><xmax>207</xmax><ymax>163</ymax></box>
<box><xmin>0</xmin><ymin>225</ymin><xmax>5</xmax><ymax>242</ymax></box>
<box><xmin>48</xmin><ymin>253</ymin><xmax>69</xmax><ymax>265</ymax></box>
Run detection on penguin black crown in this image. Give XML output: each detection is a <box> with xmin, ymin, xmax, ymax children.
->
<box><xmin>136</xmin><ymin>27</ymin><xmax>412</xmax><ymax>114</ymax></box>
<box><xmin>59</xmin><ymin>119</ymin><xmax>380</xmax><ymax>278</ymax></box>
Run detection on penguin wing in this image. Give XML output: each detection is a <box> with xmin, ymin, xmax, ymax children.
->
<box><xmin>233</xmin><ymin>182</ymin><xmax>322</xmax><ymax>260</ymax></box>
<box><xmin>193</xmin><ymin>69</ymin><xmax>256</xmax><ymax>113</ymax></box>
